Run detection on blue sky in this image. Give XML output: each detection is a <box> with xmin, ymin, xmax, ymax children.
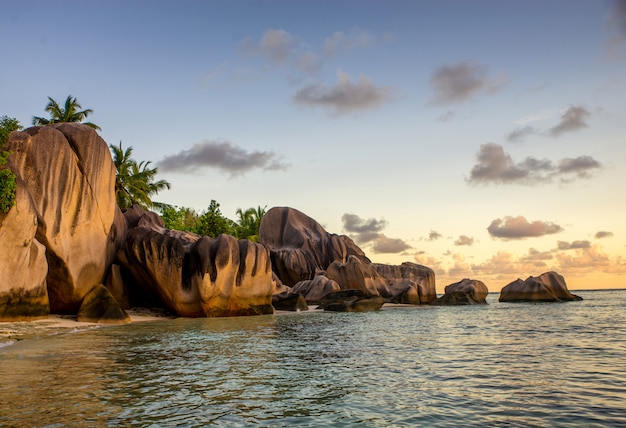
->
<box><xmin>2</xmin><ymin>0</ymin><xmax>625</xmax><ymax>291</ymax></box>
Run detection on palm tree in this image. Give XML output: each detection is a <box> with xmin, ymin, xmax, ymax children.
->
<box><xmin>235</xmin><ymin>205</ymin><xmax>267</xmax><ymax>242</ymax></box>
<box><xmin>32</xmin><ymin>95</ymin><xmax>101</xmax><ymax>130</ymax></box>
<box><xmin>110</xmin><ymin>141</ymin><xmax>171</xmax><ymax>211</ymax></box>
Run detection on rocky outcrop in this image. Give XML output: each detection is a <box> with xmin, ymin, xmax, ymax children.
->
<box><xmin>433</xmin><ymin>278</ymin><xmax>489</xmax><ymax>305</ymax></box>
<box><xmin>122</xmin><ymin>208</ymin><xmax>275</xmax><ymax>317</ymax></box>
<box><xmin>4</xmin><ymin>124</ymin><xmax>119</xmax><ymax>314</ymax></box>
<box><xmin>259</xmin><ymin>207</ymin><xmax>370</xmax><ymax>286</ymax></box>
<box><xmin>499</xmin><ymin>271</ymin><xmax>582</xmax><ymax>302</ymax></box>
<box><xmin>317</xmin><ymin>290</ymin><xmax>385</xmax><ymax>312</ymax></box>
<box><xmin>291</xmin><ymin>273</ymin><xmax>341</xmax><ymax>303</ymax></box>
<box><xmin>0</xmin><ymin>182</ymin><xmax>49</xmax><ymax>321</ymax></box>
<box><xmin>76</xmin><ymin>284</ymin><xmax>131</xmax><ymax>324</ymax></box>
<box><xmin>326</xmin><ymin>256</ymin><xmax>390</xmax><ymax>297</ymax></box>
<box><xmin>272</xmin><ymin>292</ymin><xmax>309</xmax><ymax>312</ymax></box>
<box><xmin>372</xmin><ymin>262</ymin><xmax>437</xmax><ymax>304</ymax></box>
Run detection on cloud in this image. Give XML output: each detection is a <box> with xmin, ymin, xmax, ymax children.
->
<box><xmin>428</xmin><ymin>230</ymin><xmax>442</xmax><ymax>241</ymax></box>
<box><xmin>239</xmin><ymin>29</ymin><xmax>294</xmax><ymax>64</ymax></box>
<box><xmin>454</xmin><ymin>235</ymin><xmax>475</xmax><ymax>246</ymax></box>
<box><xmin>371</xmin><ymin>234</ymin><xmax>411</xmax><ymax>253</ymax></box>
<box><xmin>557</xmin><ymin>240</ymin><xmax>591</xmax><ymax>250</ymax></box>
<box><xmin>159</xmin><ymin>140</ymin><xmax>289</xmax><ymax>176</ymax></box>
<box><xmin>548</xmin><ymin>105</ymin><xmax>590</xmax><ymax>137</ymax></box>
<box><xmin>595</xmin><ymin>231</ymin><xmax>614</xmax><ymax>239</ymax></box>
<box><xmin>467</xmin><ymin>143</ymin><xmax>601</xmax><ymax>185</ymax></box>
<box><xmin>293</xmin><ymin>71</ymin><xmax>392</xmax><ymax>113</ymax></box>
<box><xmin>487</xmin><ymin>215</ymin><xmax>563</xmax><ymax>240</ymax></box>
<box><xmin>342</xmin><ymin>213</ymin><xmax>409</xmax><ymax>253</ymax></box>
<box><xmin>342</xmin><ymin>213</ymin><xmax>387</xmax><ymax>235</ymax></box>
<box><xmin>506</xmin><ymin>126</ymin><xmax>539</xmax><ymax>143</ymax></box>
<box><xmin>323</xmin><ymin>28</ymin><xmax>377</xmax><ymax>56</ymax></box>
<box><xmin>428</xmin><ymin>60</ymin><xmax>507</xmax><ymax>105</ymax></box>
<box><xmin>608</xmin><ymin>0</ymin><xmax>626</xmax><ymax>41</ymax></box>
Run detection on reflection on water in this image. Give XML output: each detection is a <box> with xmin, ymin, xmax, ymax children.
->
<box><xmin>1</xmin><ymin>290</ymin><xmax>626</xmax><ymax>427</ymax></box>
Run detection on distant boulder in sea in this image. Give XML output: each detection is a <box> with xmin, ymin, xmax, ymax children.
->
<box><xmin>499</xmin><ymin>271</ymin><xmax>582</xmax><ymax>302</ymax></box>
<box><xmin>433</xmin><ymin>278</ymin><xmax>489</xmax><ymax>305</ymax></box>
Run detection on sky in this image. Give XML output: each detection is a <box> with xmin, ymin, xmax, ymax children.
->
<box><xmin>1</xmin><ymin>0</ymin><xmax>625</xmax><ymax>292</ymax></box>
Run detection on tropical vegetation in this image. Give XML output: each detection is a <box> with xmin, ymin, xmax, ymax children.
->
<box><xmin>32</xmin><ymin>95</ymin><xmax>101</xmax><ymax>130</ymax></box>
<box><xmin>160</xmin><ymin>203</ymin><xmax>267</xmax><ymax>240</ymax></box>
<box><xmin>110</xmin><ymin>141</ymin><xmax>171</xmax><ymax>211</ymax></box>
<box><xmin>0</xmin><ymin>116</ymin><xmax>22</xmax><ymax>213</ymax></box>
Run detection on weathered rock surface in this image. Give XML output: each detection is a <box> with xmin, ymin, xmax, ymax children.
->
<box><xmin>122</xmin><ymin>208</ymin><xmax>275</xmax><ymax>317</ymax></box>
<box><xmin>372</xmin><ymin>262</ymin><xmax>437</xmax><ymax>304</ymax></box>
<box><xmin>433</xmin><ymin>278</ymin><xmax>489</xmax><ymax>305</ymax></box>
<box><xmin>272</xmin><ymin>291</ymin><xmax>309</xmax><ymax>312</ymax></box>
<box><xmin>260</xmin><ymin>207</ymin><xmax>370</xmax><ymax>286</ymax></box>
<box><xmin>76</xmin><ymin>284</ymin><xmax>131</xmax><ymax>324</ymax></box>
<box><xmin>317</xmin><ymin>289</ymin><xmax>385</xmax><ymax>312</ymax></box>
<box><xmin>499</xmin><ymin>271</ymin><xmax>582</xmax><ymax>302</ymax></box>
<box><xmin>326</xmin><ymin>256</ymin><xmax>390</xmax><ymax>297</ymax></box>
<box><xmin>5</xmin><ymin>124</ymin><xmax>118</xmax><ymax>313</ymax></box>
<box><xmin>0</xmin><ymin>182</ymin><xmax>49</xmax><ymax>320</ymax></box>
<box><xmin>291</xmin><ymin>273</ymin><xmax>341</xmax><ymax>303</ymax></box>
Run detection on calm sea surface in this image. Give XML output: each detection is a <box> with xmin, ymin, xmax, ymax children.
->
<box><xmin>1</xmin><ymin>289</ymin><xmax>625</xmax><ymax>427</ymax></box>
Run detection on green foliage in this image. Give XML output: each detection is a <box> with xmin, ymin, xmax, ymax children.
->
<box><xmin>0</xmin><ymin>116</ymin><xmax>22</xmax><ymax>214</ymax></box>
<box><xmin>0</xmin><ymin>151</ymin><xmax>16</xmax><ymax>213</ymax></box>
<box><xmin>195</xmin><ymin>200</ymin><xmax>237</xmax><ymax>238</ymax></box>
<box><xmin>160</xmin><ymin>205</ymin><xmax>199</xmax><ymax>232</ymax></box>
<box><xmin>32</xmin><ymin>95</ymin><xmax>101</xmax><ymax>130</ymax></box>
<box><xmin>110</xmin><ymin>141</ymin><xmax>171</xmax><ymax>211</ymax></box>
<box><xmin>234</xmin><ymin>205</ymin><xmax>267</xmax><ymax>242</ymax></box>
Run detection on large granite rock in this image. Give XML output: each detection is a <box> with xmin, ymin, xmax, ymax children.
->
<box><xmin>433</xmin><ymin>278</ymin><xmax>489</xmax><ymax>305</ymax></box>
<box><xmin>259</xmin><ymin>207</ymin><xmax>370</xmax><ymax>286</ymax></box>
<box><xmin>3</xmin><ymin>124</ymin><xmax>118</xmax><ymax>314</ymax></box>
<box><xmin>326</xmin><ymin>256</ymin><xmax>390</xmax><ymax>297</ymax></box>
<box><xmin>122</xmin><ymin>208</ymin><xmax>275</xmax><ymax>317</ymax></box>
<box><xmin>499</xmin><ymin>271</ymin><xmax>582</xmax><ymax>302</ymax></box>
<box><xmin>0</xmin><ymin>182</ymin><xmax>49</xmax><ymax>320</ymax></box>
<box><xmin>372</xmin><ymin>262</ymin><xmax>437</xmax><ymax>304</ymax></box>
<box><xmin>291</xmin><ymin>273</ymin><xmax>341</xmax><ymax>303</ymax></box>
<box><xmin>76</xmin><ymin>284</ymin><xmax>131</xmax><ymax>324</ymax></box>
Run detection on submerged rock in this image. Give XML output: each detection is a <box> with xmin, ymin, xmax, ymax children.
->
<box><xmin>433</xmin><ymin>278</ymin><xmax>489</xmax><ymax>305</ymax></box>
<box><xmin>317</xmin><ymin>289</ymin><xmax>385</xmax><ymax>312</ymax></box>
<box><xmin>499</xmin><ymin>271</ymin><xmax>582</xmax><ymax>302</ymax></box>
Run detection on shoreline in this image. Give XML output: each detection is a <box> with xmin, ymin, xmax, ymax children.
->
<box><xmin>0</xmin><ymin>309</ymin><xmax>174</xmax><ymax>347</ymax></box>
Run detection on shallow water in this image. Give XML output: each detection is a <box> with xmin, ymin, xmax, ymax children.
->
<box><xmin>1</xmin><ymin>290</ymin><xmax>625</xmax><ymax>427</ymax></box>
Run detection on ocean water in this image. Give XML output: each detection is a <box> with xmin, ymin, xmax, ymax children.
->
<box><xmin>1</xmin><ymin>289</ymin><xmax>625</xmax><ymax>427</ymax></box>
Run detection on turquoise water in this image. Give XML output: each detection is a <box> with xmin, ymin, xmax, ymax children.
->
<box><xmin>1</xmin><ymin>290</ymin><xmax>625</xmax><ymax>427</ymax></box>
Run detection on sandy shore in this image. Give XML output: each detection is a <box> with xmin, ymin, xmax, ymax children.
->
<box><xmin>0</xmin><ymin>309</ymin><xmax>174</xmax><ymax>347</ymax></box>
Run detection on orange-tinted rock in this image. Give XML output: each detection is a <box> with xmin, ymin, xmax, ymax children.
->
<box><xmin>372</xmin><ymin>262</ymin><xmax>437</xmax><ymax>304</ymax></box>
<box><xmin>0</xmin><ymin>179</ymin><xmax>49</xmax><ymax>320</ymax></box>
<box><xmin>5</xmin><ymin>124</ymin><xmax>117</xmax><ymax>313</ymax></box>
<box><xmin>433</xmin><ymin>278</ymin><xmax>489</xmax><ymax>305</ymax></box>
<box><xmin>499</xmin><ymin>271</ymin><xmax>582</xmax><ymax>302</ymax></box>
<box><xmin>123</xmin><ymin>208</ymin><xmax>274</xmax><ymax>317</ymax></box>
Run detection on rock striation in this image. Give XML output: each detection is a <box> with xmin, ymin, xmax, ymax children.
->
<box><xmin>433</xmin><ymin>278</ymin><xmax>489</xmax><ymax>305</ymax></box>
<box><xmin>0</xmin><ymin>124</ymin><xmax>124</xmax><ymax>319</ymax></box>
<box><xmin>499</xmin><ymin>271</ymin><xmax>582</xmax><ymax>302</ymax></box>
<box><xmin>121</xmin><ymin>207</ymin><xmax>275</xmax><ymax>317</ymax></box>
<box><xmin>372</xmin><ymin>262</ymin><xmax>436</xmax><ymax>304</ymax></box>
